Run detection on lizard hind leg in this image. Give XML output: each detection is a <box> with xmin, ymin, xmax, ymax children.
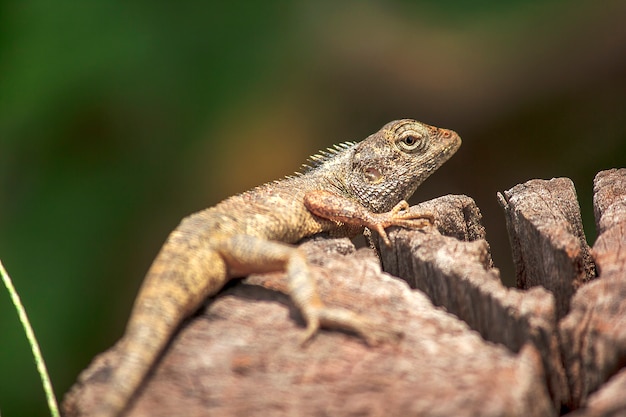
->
<box><xmin>217</xmin><ymin>234</ymin><xmax>400</xmax><ymax>346</ymax></box>
<box><xmin>286</xmin><ymin>248</ymin><xmax>402</xmax><ymax>346</ymax></box>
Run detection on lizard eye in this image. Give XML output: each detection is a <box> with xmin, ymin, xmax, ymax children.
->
<box><xmin>397</xmin><ymin>134</ymin><xmax>425</xmax><ymax>152</ymax></box>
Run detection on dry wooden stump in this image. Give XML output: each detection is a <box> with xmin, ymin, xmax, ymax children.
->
<box><xmin>63</xmin><ymin>169</ymin><xmax>626</xmax><ymax>417</ymax></box>
<box><xmin>380</xmin><ymin>195</ymin><xmax>568</xmax><ymax>410</ymax></box>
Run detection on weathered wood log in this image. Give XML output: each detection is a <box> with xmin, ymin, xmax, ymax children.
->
<box><xmin>559</xmin><ymin>168</ymin><xmax>626</xmax><ymax>411</ymax></box>
<box><xmin>497</xmin><ymin>178</ymin><xmax>596</xmax><ymax>320</ymax></box>
<box><xmin>63</xmin><ymin>239</ymin><xmax>554</xmax><ymax>417</ymax></box>
<box><xmin>379</xmin><ymin>195</ymin><xmax>568</xmax><ymax>410</ymax></box>
<box><xmin>63</xmin><ymin>170</ymin><xmax>626</xmax><ymax>417</ymax></box>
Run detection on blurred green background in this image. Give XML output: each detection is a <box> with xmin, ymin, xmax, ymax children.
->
<box><xmin>1</xmin><ymin>1</ymin><xmax>625</xmax><ymax>415</ymax></box>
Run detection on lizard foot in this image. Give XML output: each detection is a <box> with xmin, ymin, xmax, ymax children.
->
<box><xmin>368</xmin><ymin>200</ymin><xmax>435</xmax><ymax>246</ymax></box>
<box><xmin>300</xmin><ymin>306</ymin><xmax>403</xmax><ymax>346</ymax></box>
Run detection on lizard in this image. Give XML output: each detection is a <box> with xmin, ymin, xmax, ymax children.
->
<box><xmin>85</xmin><ymin>119</ymin><xmax>461</xmax><ymax>417</ymax></box>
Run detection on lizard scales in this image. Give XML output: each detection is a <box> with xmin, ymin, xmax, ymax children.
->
<box><xmin>84</xmin><ymin>119</ymin><xmax>461</xmax><ymax>417</ymax></box>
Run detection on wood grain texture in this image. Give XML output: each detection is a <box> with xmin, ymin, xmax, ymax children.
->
<box><xmin>592</xmin><ymin>168</ymin><xmax>626</xmax><ymax>276</ymax></box>
<box><xmin>497</xmin><ymin>178</ymin><xmax>595</xmax><ymax>320</ymax></box>
<box><xmin>565</xmin><ymin>368</ymin><xmax>626</xmax><ymax>417</ymax></box>
<box><xmin>559</xmin><ymin>169</ymin><xmax>626</xmax><ymax>411</ymax></box>
<box><xmin>380</xmin><ymin>194</ymin><xmax>567</xmax><ymax>410</ymax></box>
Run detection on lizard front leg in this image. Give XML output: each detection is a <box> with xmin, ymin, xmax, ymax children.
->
<box><xmin>304</xmin><ymin>190</ymin><xmax>434</xmax><ymax>246</ymax></box>
<box><xmin>215</xmin><ymin>234</ymin><xmax>400</xmax><ymax>345</ymax></box>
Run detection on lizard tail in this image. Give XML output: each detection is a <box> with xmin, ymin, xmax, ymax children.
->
<box><xmin>92</xmin><ymin>219</ymin><xmax>228</xmax><ymax>417</ymax></box>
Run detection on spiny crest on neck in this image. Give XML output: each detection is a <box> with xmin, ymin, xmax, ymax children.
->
<box><xmin>297</xmin><ymin>141</ymin><xmax>357</xmax><ymax>174</ymax></box>
<box><xmin>241</xmin><ymin>140</ymin><xmax>353</xmax><ymax>191</ymax></box>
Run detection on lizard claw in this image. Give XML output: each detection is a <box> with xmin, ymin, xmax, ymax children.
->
<box><xmin>390</xmin><ymin>200</ymin><xmax>411</xmax><ymax>215</ymax></box>
<box><xmin>301</xmin><ymin>306</ymin><xmax>404</xmax><ymax>347</ymax></box>
<box><xmin>358</xmin><ymin>322</ymin><xmax>404</xmax><ymax>346</ymax></box>
<box><xmin>371</xmin><ymin>204</ymin><xmax>435</xmax><ymax>246</ymax></box>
